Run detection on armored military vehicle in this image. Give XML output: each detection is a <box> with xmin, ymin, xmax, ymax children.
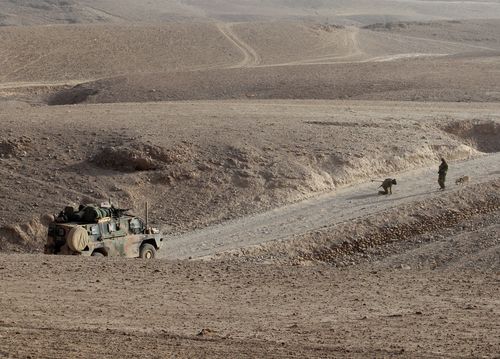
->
<box><xmin>44</xmin><ymin>203</ymin><xmax>164</xmax><ymax>258</ymax></box>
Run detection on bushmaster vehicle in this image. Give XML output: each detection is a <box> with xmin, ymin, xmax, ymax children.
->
<box><xmin>44</xmin><ymin>203</ymin><xmax>163</xmax><ymax>258</ymax></box>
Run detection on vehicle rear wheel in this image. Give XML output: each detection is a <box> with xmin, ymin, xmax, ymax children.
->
<box><xmin>139</xmin><ymin>243</ymin><xmax>156</xmax><ymax>259</ymax></box>
<box><xmin>91</xmin><ymin>251</ymin><xmax>104</xmax><ymax>257</ymax></box>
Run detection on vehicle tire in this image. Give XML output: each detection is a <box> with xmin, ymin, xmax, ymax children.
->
<box><xmin>91</xmin><ymin>251</ymin><xmax>104</xmax><ymax>257</ymax></box>
<box><xmin>139</xmin><ymin>243</ymin><xmax>156</xmax><ymax>259</ymax></box>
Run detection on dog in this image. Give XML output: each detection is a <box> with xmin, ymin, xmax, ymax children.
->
<box><xmin>455</xmin><ymin>175</ymin><xmax>470</xmax><ymax>185</ymax></box>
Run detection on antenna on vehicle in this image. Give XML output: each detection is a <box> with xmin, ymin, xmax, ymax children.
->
<box><xmin>145</xmin><ymin>201</ymin><xmax>149</xmax><ymax>233</ymax></box>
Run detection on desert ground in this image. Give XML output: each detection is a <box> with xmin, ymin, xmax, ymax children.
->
<box><xmin>1</xmin><ymin>1</ymin><xmax>500</xmax><ymax>358</ymax></box>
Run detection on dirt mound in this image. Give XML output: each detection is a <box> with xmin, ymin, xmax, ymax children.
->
<box><xmin>442</xmin><ymin>120</ymin><xmax>500</xmax><ymax>153</ymax></box>
<box><xmin>90</xmin><ymin>143</ymin><xmax>194</xmax><ymax>172</ymax></box>
<box><xmin>0</xmin><ymin>216</ymin><xmax>47</xmax><ymax>252</ymax></box>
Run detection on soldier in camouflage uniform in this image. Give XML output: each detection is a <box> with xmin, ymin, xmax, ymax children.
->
<box><xmin>438</xmin><ymin>158</ymin><xmax>448</xmax><ymax>190</ymax></box>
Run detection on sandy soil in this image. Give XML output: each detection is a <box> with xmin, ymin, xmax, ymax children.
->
<box><xmin>0</xmin><ymin>253</ymin><xmax>498</xmax><ymax>358</ymax></box>
<box><xmin>0</xmin><ymin>7</ymin><xmax>499</xmax><ymax>358</ymax></box>
<box><xmin>1</xmin><ymin>20</ymin><xmax>499</xmax><ymax>104</ymax></box>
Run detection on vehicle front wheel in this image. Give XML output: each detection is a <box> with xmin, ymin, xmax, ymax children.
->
<box><xmin>91</xmin><ymin>251</ymin><xmax>104</xmax><ymax>257</ymax></box>
<box><xmin>139</xmin><ymin>243</ymin><xmax>156</xmax><ymax>259</ymax></box>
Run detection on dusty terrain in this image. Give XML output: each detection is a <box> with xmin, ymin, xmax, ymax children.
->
<box><xmin>1</xmin><ymin>1</ymin><xmax>500</xmax><ymax>358</ymax></box>
<box><xmin>1</xmin><ymin>20</ymin><xmax>500</xmax><ymax>104</ymax></box>
<box><xmin>1</xmin><ymin>101</ymin><xmax>498</xmax><ymax>358</ymax></box>
<box><xmin>0</xmin><ymin>253</ymin><xmax>499</xmax><ymax>358</ymax></box>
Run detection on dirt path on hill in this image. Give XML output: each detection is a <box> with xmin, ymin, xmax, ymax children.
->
<box><xmin>161</xmin><ymin>153</ymin><xmax>500</xmax><ymax>259</ymax></box>
<box><xmin>252</xmin><ymin>27</ymin><xmax>452</xmax><ymax>67</ymax></box>
<box><xmin>216</xmin><ymin>23</ymin><xmax>261</xmax><ymax>68</ymax></box>
<box><xmin>283</xmin><ymin>27</ymin><xmax>363</xmax><ymax>65</ymax></box>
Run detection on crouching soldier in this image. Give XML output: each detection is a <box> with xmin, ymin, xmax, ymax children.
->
<box><xmin>378</xmin><ymin>178</ymin><xmax>397</xmax><ymax>195</ymax></box>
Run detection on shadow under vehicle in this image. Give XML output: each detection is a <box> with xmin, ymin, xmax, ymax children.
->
<box><xmin>44</xmin><ymin>204</ymin><xmax>164</xmax><ymax>258</ymax></box>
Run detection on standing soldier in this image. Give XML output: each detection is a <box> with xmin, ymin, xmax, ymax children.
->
<box><xmin>438</xmin><ymin>158</ymin><xmax>448</xmax><ymax>190</ymax></box>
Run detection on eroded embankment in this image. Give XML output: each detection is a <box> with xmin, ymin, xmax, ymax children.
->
<box><xmin>442</xmin><ymin>119</ymin><xmax>500</xmax><ymax>153</ymax></box>
<box><xmin>0</xmin><ymin>216</ymin><xmax>49</xmax><ymax>253</ymax></box>
<box><xmin>217</xmin><ymin>179</ymin><xmax>500</xmax><ymax>266</ymax></box>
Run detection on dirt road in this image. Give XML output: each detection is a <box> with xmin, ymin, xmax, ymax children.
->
<box><xmin>161</xmin><ymin>153</ymin><xmax>500</xmax><ymax>259</ymax></box>
<box><xmin>217</xmin><ymin>23</ymin><xmax>262</xmax><ymax>68</ymax></box>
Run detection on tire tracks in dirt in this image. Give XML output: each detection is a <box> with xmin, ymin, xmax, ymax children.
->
<box><xmin>252</xmin><ymin>27</ymin><xmax>496</xmax><ymax>69</ymax></box>
<box><xmin>253</xmin><ymin>27</ymin><xmax>451</xmax><ymax>68</ymax></box>
<box><xmin>216</xmin><ymin>23</ymin><xmax>261</xmax><ymax>68</ymax></box>
<box><xmin>287</xmin><ymin>27</ymin><xmax>363</xmax><ymax>65</ymax></box>
<box><xmin>161</xmin><ymin>153</ymin><xmax>500</xmax><ymax>259</ymax></box>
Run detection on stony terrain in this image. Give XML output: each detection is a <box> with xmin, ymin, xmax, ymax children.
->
<box><xmin>0</xmin><ymin>1</ymin><xmax>499</xmax><ymax>358</ymax></box>
<box><xmin>0</xmin><ymin>250</ymin><xmax>498</xmax><ymax>358</ymax></box>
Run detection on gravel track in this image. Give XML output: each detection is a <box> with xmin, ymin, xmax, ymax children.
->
<box><xmin>161</xmin><ymin>153</ymin><xmax>500</xmax><ymax>259</ymax></box>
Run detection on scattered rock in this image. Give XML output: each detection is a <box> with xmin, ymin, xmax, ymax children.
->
<box><xmin>197</xmin><ymin>328</ymin><xmax>216</xmax><ymax>337</ymax></box>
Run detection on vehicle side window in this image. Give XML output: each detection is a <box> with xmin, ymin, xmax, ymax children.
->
<box><xmin>90</xmin><ymin>226</ymin><xmax>98</xmax><ymax>235</ymax></box>
<box><xmin>129</xmin><ymin>219</ymin><xmax>142</xmax><ymax>234</ymax></box>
